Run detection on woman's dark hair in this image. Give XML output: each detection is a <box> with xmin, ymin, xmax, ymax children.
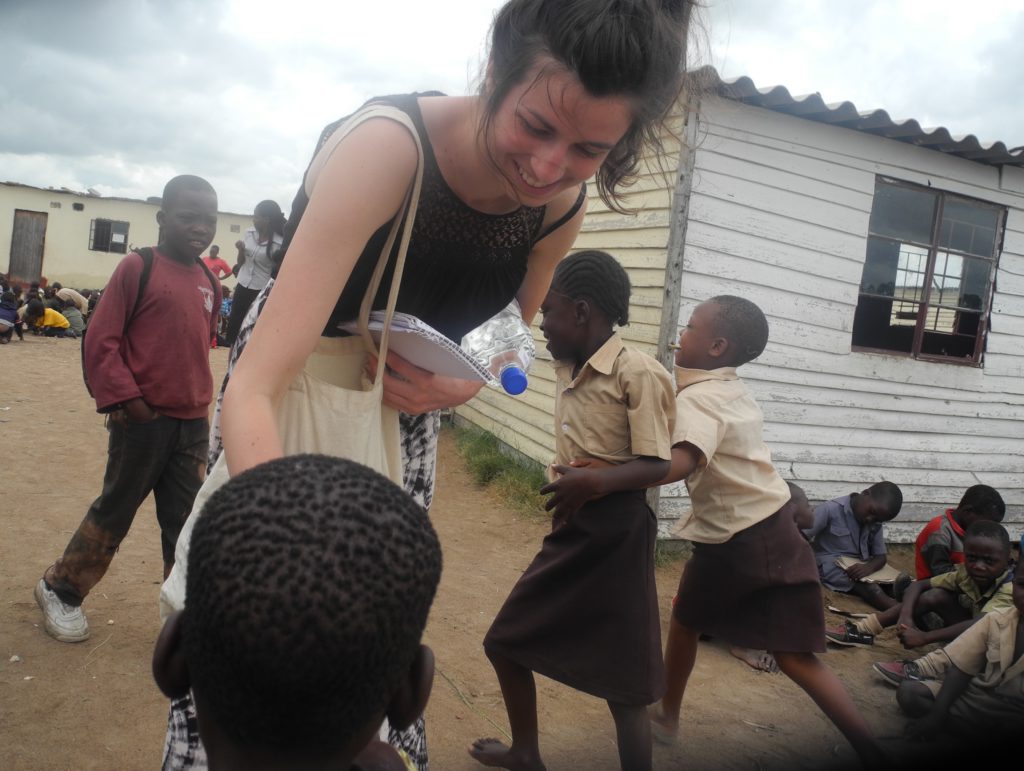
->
<box><xmin>483</xmin><ymin>0</ymin><xmax>695</xmax><ymax>213</ymax></box>
<box><xmin>25</xmin><ymin>298</ymin><xmax>44</xmax><ymax>318</ymax></box>
<box><xmin>254</xmin><ymin>199</ymin><xmax>286</xmax><ymax>264</ymax></box>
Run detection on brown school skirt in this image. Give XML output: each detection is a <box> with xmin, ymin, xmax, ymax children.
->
<box><xmin>673</xmin><ymin>506</ymin><xmax>825</xmax><ymax>652</ymax></box>
<box><xmin>484</xmin><ymin>490</ymin><xmax>664</xmax><ymax>705</ymax></box>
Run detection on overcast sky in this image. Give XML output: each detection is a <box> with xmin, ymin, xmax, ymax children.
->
<box><xmin>2</xmin><ymin>0</ymin><xmax>1021</xmax><ymax>215</ymax></box>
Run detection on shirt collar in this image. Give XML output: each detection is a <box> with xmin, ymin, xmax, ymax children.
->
<box><xmin>674</xmin><ymin>365</ymin><xmax>737</xmax><ymax>390</ymax></box>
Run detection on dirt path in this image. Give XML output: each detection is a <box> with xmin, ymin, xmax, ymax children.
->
<box><xmin>2</xmin><ymin>336</ymin><xmax>940</xmax><ymax>769</ymax></box>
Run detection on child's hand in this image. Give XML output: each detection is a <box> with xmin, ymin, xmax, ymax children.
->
<box><xmin>897</xmin><ymin>624</ymin><xmax>928</xmax><ymax>649</ymax></box>
<box><xmin>540</xmin><ymin>465</ymin><xmax>602</xmax><ymax>523</ymax></box>
<box><xmin>844</xmin><ymin>562</ymin><xmax>872</xmax><ymax>581</ymax></box>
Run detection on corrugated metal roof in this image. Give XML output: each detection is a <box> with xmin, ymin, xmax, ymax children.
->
<box><xmin>695</xmin><ymin>66</ymin><xmax>1024</xmax><ymax>168</ymax></box>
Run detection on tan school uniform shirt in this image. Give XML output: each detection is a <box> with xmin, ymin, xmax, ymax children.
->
<box><xmin>924</xmin><ymin>607</ymin><xmax>1024</xmax><ymax>710</ymax></box>
<box><xmin>671</xmin><ymin>366</ymin><xmax>790</xmax><ymax>544</ymax></box>
<box><xmin>550</xmin><ymin>333</ymin><xmax>674</xmax><ymax>480</ymax></box>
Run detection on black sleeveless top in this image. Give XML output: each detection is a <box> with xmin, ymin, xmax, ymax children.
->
<box><xmin>279</xmin><ymin>93</ymin><xmax>585</xmax><ymax>342</ymax></box>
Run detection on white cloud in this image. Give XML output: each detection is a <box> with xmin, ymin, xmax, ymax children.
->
<box><xmin>1</xmin><ymin>0</ymin><xmax>1020</xmax><ymax>218</ymax></box>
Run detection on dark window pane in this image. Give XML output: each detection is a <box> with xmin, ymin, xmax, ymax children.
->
<box><xmin>91</xmin><ymin>219</ymin><xmax>112</xmax><ymax>251</ymax></box>
<box><xmin>852</xmin><ymin>295</ymin><xmax>915</xmax><ymax>354</ymax></box>
<box><xmin>960</xmin><ymin>258</ymin><xmax>991</xmax><ymax>310</ymax></box>
<box><xmin>860</xmin><ymin>237</ymin><xmax>900</xmax><ymax>296</ymax></box>
<box><xmin>868</xmin><ymin>181</ymin><xmax>937</xmax><ymax>243</ymax></box>
<box><xmin>921</xmin><ymin>311</ymin><xmax>980</xmax><ymax>358</ymax></box>
<box><xmin>939</xmin><ymin>199</ymin><xmax>999</xmax><ymax>257</ymax></box>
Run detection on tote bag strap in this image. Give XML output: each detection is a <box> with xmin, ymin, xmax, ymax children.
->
<box><xmin>321</xmin><ymin>104</ymin><xmax>424</xmax><ymax>389</ymax></box>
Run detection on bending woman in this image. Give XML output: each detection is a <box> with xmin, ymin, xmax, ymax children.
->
<box><xmin>161</xmin><ymin>1</ymin><xmax>696</xmax><ymax>769</ymax></box>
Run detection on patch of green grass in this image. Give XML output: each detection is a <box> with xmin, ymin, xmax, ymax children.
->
<box><xmin>453</xmin><ymin>425</ymin><xmax>547</xmax><ymax>518</ymax></box>
<box><xmin>654</xmin><ymin>539</ymin><xmax>688</xmax><ymax>569</ymax></box>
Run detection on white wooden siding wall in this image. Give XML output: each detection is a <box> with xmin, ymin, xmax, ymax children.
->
<box><xmin>455</xmin><ymin>133</ymin><xmax>681</xmax><ymax>469</ymax></box>
<box><xmin>660</xmin><ymin>97</ymin><xmax>1024</xmax><ymax>542</ymax></box>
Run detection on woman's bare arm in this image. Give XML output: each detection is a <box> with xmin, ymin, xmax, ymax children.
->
<box><xmin>221</xmin><ymin>118</ymin><xmax>419</xmax><ymax>476</ymax></box>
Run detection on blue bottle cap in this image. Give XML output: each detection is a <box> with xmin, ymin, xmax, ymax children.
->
<box><xmin>500</xmin><ymin>366</ymin><xmax>528</xmax><ymax>395</ymax></box>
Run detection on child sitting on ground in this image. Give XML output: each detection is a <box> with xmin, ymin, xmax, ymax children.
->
<box><xmin>0</xmin><ymin>290</ymin><xmax>24</xmax><ymax>343</ymax></box>
<box><xmin>153</xmin><ymin>453</ymin><xmax>442</xmax><ymax>771</ymax></box>
<box><xmin>915</xmin><ymin>485</ymin><xmax>1005</xmax><ymax>579</ymax></box>
<box><xmin>828</xmin><ymin>520</ymin><xmax>1013</xmax><ymax>650</ymax></box>
<box><xmin>803</xmin><ymin>481</ymin><xmax>907</xmax><ymax>610</ymax></box>
<box><xmin>60</xmin><ymin>300</ymin><xmax>86</xmax><ymax>336</ymax></box>
<box><xmin>893</xmin><ymin>557</ymin><xmax>1024</xmax><ymax>750</ymax></box>
<box><xmin>649</xmin><ymin>295</ymin><xmax>884</xmax><ymax>766</ymax></box>
<box><xmin>24</xmin><ymin>298</ymin><xmax>72</xmax><ymax>337</ymax></box>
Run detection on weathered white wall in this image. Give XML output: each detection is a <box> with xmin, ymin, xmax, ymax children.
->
<box><xmin>662</xmin><ymin>97</ymin><xmax>1024</xmax><ymax>541</ymax></box>
<box><xmin>1</xmin><ymin>183</ymin><xmax>252</xmax><ymax>289</ymax></box>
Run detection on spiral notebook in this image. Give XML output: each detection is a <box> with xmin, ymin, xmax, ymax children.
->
<box><xmin>339</xmin><ymin>311</ymin><xmax>492</xmax><ymax>381</ymax></box>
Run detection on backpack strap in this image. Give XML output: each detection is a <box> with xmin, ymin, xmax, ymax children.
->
<box><xmin>194</xmin><ymin>254</ymin><xmax>217</xmax><ymax>294</ymax></box>
<box><xmin>128</xmin><ymin>247</ymin><xmax>155</xmax><ymax>325</ymax></box>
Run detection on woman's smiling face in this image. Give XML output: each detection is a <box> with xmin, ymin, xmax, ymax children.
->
<box><xmin>486</xmin><ymin>61</ymin><xmax>633</xmax><ymax>207</ymax></box>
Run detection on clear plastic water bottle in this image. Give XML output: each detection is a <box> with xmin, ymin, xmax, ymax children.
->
<box><xmin>461</xmin><ymin>299</ymin><xmax>536</xmax><ymax>395</ymax></box>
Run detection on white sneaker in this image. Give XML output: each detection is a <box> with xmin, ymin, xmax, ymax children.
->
<box><xmin>34</xmin><ymin>579</ymin><xmax>90</xmax><ymax>642</ymax></box>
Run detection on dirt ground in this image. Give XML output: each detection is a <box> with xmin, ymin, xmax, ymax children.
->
<box><xmin>1</xmin><ymin>336</ymin><xmax>955</xmax><ymax>769</ymax></box>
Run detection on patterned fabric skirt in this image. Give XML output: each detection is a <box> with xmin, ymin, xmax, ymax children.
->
<box><xmin>162</xmin><ymin>280</ymin><xmax>438</xmax><ymax>771</ymax></box>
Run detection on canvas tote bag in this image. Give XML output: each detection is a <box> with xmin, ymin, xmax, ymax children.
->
<box><xmin>160</xmin><ymin>104</ymin><xmax>424</xmax><ymax>619</ymax></box>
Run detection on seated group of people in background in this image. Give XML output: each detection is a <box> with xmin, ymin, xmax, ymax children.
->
<box><xmin>803</xmin><ymin>482</ymin><xmax>1021</xmax><ymax>739</ymax></box>
<box><xmin>0</xmin><ymin>276</ymin><xmax>99</xmax><ymax>342</ymax></box>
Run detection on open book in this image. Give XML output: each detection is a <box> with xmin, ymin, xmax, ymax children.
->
<box><xmin>834</xmin><ymin>555</ymin><xmax>904</xmax><ymax>584</ymax></box>
<box><xmin>339</xmin><ymin>312</ymin><xmax>492</xmax><ymax>381</ymax></box>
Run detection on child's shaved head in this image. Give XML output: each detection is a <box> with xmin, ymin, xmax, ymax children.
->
<box><xmin>183</xmin><ymin>454</ymin><xmax>442</xmax><ymax>755</ymax></box>
<box><xmin>707</xmin><ymin>295</ymin><xmax>769</xmax><ymax>366</ymax></box>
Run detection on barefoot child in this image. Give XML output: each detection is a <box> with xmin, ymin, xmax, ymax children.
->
<box><xmin>472</xmin><ymin>251</ymin><xmax>675</xmax><ymax>770</ymax></box>
<box><xmin>650</xmin><ymin>296</ymin><xmax>884</xmax><ymax>766</ymax></box>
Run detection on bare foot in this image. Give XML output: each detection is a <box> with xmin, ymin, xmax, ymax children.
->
<box><xmin>647</xmin><ymin>704</ymin><xmax>679</xmax><ymax>745</ymax></box>
<box><xmin>468</xmin><ymin>738</ymin><xmax>546</xmax><ymax>770</ymax></box>
<box><xmin>730</xmin><ymin>646</ymin><xmax>779</xmax><ymax>673</ymax></box>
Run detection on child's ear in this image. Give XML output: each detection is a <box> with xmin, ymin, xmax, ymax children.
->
<box><xmin>708</xmin><ymin>336</ymin><xmax>729</xmax><ymax>360</ymax></box>
<box><xmin>152</xmin><ymin>611</ymin><xmax>191</xmax><ymax>699</ymax></box>
<box><xmin>385</xmin><ymin>645</ymin><xmax>435</xmax><ymax>731</ymax></box>
<box><xmin>573</xmin><ymin>299</ymin><xmax>590</xmax><ymax>326</ymax></box>
<box><xmin>156</xmin><ymin>209</ymin><xmax>167</xmax><ymax>229</ymax></box>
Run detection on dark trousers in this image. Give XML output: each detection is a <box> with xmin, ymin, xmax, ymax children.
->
<box><xmin>224</xmin><ymin>284</ymin><xmax>260</xmax><ymax>346</ymax></box>
<box><xmin>44</xmin><ymin>414</ymin><xmax>209</xmax><ymax>606</ymax></box>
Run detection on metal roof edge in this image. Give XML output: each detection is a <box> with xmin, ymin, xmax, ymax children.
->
<box><xmin>692</xmin><ymin>66</ymin><xmax>1024</xmax><ymax>168</ymax></box>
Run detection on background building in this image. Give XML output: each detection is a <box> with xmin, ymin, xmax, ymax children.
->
<box><xmin>456</xmin><ymin>68</ymin><xmax>1024</xmax><ymax>541</ymax></box>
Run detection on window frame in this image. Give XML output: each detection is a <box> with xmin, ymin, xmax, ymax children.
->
<box><xmin>852</xmin><ymin>177</ymin><xmax>1005</xmax><ymax>367</ymax></box>
<box><xmin>88</xmin><ymin>218</ymin><xmax>130</xmax><ymax>254</ymax></box>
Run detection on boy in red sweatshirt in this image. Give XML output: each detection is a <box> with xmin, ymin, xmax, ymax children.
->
<box><xmin>35</xmin><ymin>174</ymin><xmax>221</xmax><ymax>643</ymax></box>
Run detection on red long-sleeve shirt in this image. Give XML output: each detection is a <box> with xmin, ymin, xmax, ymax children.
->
<box><xmin>85</xmin><ymin>249</ymin><xmax>221</xmax><ymax>419</ymax></box>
